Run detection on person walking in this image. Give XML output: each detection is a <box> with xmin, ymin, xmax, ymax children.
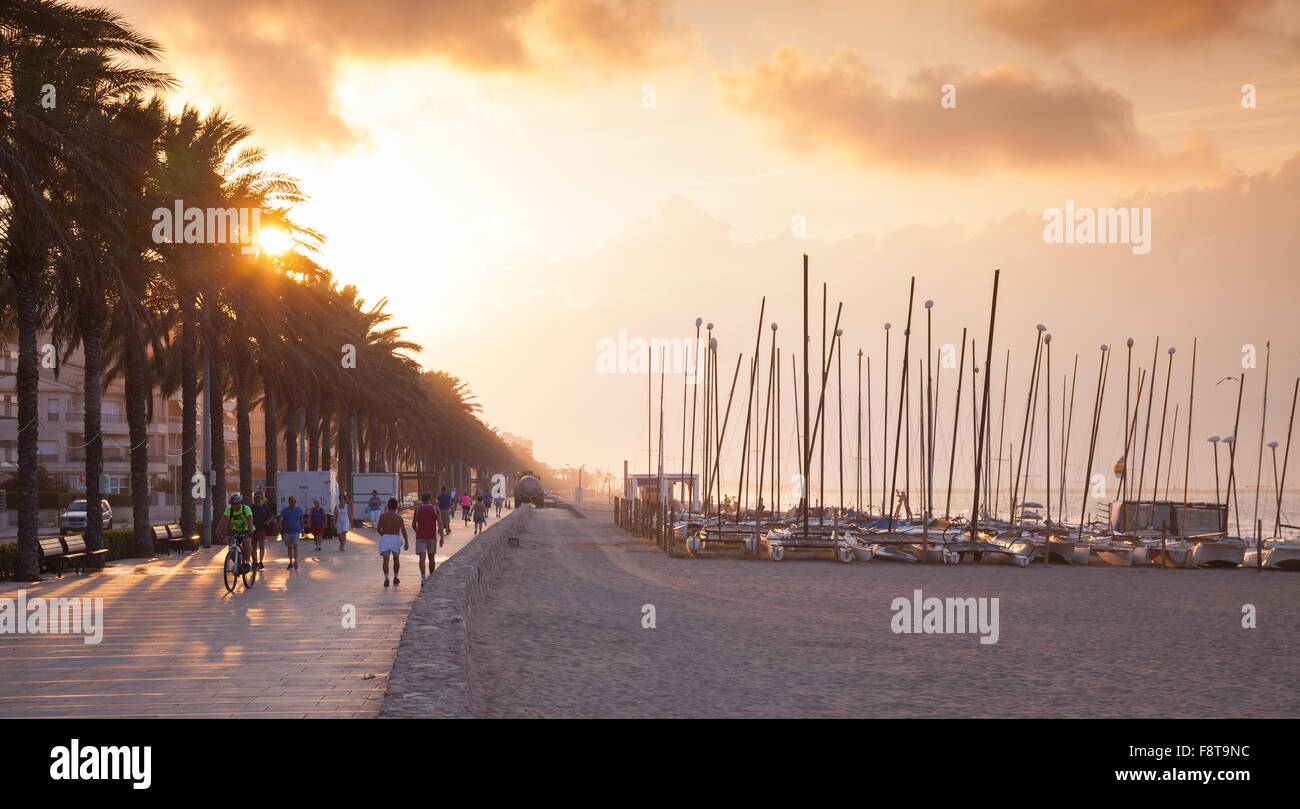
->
<box><xmin>279</xmin><ymin>496</ymin><xmax>304</xmax><ymax>571</ymax></box>
<box><xmin>472</xmin><ymin>494</ymin><xmax>488</xmax><ymax>535</ymax></box>
<box><xmin>367</xmin><ymin>490</ymin><xmax>383</xmax><ymax>529</ymax></box>
<box><xmin>437</xmin><ymin>486</ymin><xmax>453</xmax><ymax>539</ymax></box>
<box><xmin>493</xmin><ymin>490</ymin><xmax>503</xmax><ymax>517</ymax></box>
<box><xmin>334</xmin><ymin>492</ymin><xmax>351</xmax><ymax>551</ymax></box>
<box><xmin>250</xmin><ymin>492</ymin><xmax>274</xmax><ymax>571</ymax></box>
<box><xmin>461</xmin><ymin>491</ymin><xmax>472</xmax><ymax>525</ymax></box>
<box><xmin>412</xmin><ymin>492</ymin><xmax>440</xmax><ymax>582</ymax></box>
<box><xmin>309</xmin><ymin>499</ymin><xmax>326</xmax><ymax>551</ymax></box>
<box><xmin>375</xmin><ymin>497</ymin><xmax>408</xmax><ymax>587</ymax></box>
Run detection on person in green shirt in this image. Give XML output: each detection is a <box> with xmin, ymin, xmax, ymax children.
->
<box><xmin>215</xmin><ymin>493</ymin><xmax>255</xmax><ymax>574</ymax></box>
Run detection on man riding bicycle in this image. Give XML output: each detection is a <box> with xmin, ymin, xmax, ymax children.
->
<box><xmin>215</xmin><ymin>493</ymin><xmax>256</xmax><ymax>574</ymax></box>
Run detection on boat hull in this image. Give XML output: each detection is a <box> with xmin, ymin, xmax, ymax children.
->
<box><xmin>1191</xmin><ymin>541</ymin><xmax>1244</xmax><ymax>568</ymax></box>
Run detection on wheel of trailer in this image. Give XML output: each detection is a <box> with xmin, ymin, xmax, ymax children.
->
<box><xmin>686</xmin><ymin>536</ymin><xmax>701</xmax><ymax>556</ymax></box>
<box><xmin>770</xmin><ymin>544</ymin><xmax>784</xmax><ymax>561</ymax></box>
<box><xmin>837</xmin><ymin>546</ymin><xmax>854</xmax><ymax>564</ymax></box>
<box><xmin>743</xmin><ymin>536</ymin><xmax>757</xmax><ymax>557</ymax></box>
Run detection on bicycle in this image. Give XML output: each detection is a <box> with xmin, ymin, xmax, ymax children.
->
<box><xmin>221</xmin><ymin>531</ymin><xmax>258</xmax><ymax>593</ymax></box>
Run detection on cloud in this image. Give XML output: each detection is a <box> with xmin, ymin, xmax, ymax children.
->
<box><xmin>541</xmin><ymin>0</ymin><xmax>690</xmax><ymax>67</ymax></box>
<box><xmin>717</xmin><ymin>48</ymin><xmax>1219</xmax><ymax>179</ymax></box>
<box><xmin>974</xmin><ymin>0</ymin><xmax>1277</xmax><ymax>49</ymax></box>
<box><xmin>115</xmin><ymin>0</ymin><xmax>688</xmax><ymax>147</ymax></box>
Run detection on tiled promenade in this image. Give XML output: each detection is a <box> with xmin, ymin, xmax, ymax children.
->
<box><xmin>0</xmin><ymin>514</ymin><xmax>481</xmax><ymax>718</ymax></box>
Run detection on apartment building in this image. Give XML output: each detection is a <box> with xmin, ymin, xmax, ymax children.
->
<box><xmin>0</xmin><ymin>338</ymin><xmax>268</xmax><ymax>504</ymax></box>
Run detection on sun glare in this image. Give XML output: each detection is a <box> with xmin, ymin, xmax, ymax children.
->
<box><xmin>257</xmin><ymin>227</ymin><xmax>293</xmax><ymax>255</ymax></box>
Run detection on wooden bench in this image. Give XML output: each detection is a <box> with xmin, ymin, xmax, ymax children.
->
<box><xmin>152</xmin><ymin>523</ymin><xmax>171</xmax><ymax>553</ymax></box>
<box><xmin>60</xmin><ymin>534</ymin><xmax>108</xmax><ymax>574</ymax></box>
<box><xmin>39</xmin><ymin>537</ymin><xmax>71</xmax><ymax>577</ymax></box>
<box><xmin>165</xmin><ymin>523</ymin><xmax>195</xmax><ymax>553</ymax></box>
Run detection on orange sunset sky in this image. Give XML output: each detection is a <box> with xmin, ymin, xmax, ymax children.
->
<box><xmin>109</xmin><ymin>0</ymin><xmax>1299</xmax><ymax>496</ymax></box>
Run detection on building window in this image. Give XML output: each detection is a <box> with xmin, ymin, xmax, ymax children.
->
<box><xmin>48</xmin><ymin>399</ymin><xmax>60</xmax><ymax>423</ymax></box>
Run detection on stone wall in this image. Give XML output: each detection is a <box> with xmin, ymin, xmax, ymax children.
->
<box><xmin>379</xmin><ymin>505</ymin><xmax>531</xmax><ymax>718</ymax></box>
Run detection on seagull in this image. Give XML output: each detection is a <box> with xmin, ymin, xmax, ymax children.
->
<box><xmin>1216</xmin><ymin>376</ymin><xmax>1239</xmax><ymax>385</ymax></box>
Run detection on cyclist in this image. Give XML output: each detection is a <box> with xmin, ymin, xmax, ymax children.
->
<box><xmin>215</xmin><ymin>493</ymin><xmax>256</xmax><ymax>575</ymax></box>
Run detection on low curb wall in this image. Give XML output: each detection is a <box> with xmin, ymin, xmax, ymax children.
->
<box><xmin>380</xmin><ymin>506</ymin><xmax>531</xmax><ymax>718</ymax></box>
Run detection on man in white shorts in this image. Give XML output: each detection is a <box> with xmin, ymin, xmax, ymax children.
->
<box><xmin>374</xmin><ymin>498</ymin><xmax>408</xmax><ymax>587</ymax></box>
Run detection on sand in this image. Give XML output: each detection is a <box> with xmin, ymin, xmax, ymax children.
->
<box><xmin>468</xmin><ymin>506</ymin><xmax>1300</xmax><ymax>718</ymax></box>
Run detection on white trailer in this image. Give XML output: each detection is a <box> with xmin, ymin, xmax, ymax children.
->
<box><xmin>351</xmin><ymin>472</ymin><xmax>400</xmax><ymax>524</ymax></box>
<box><xmin>276</xmin><ymin>471</ymin><xmax>338</xmax><ymax>516</ymax></box>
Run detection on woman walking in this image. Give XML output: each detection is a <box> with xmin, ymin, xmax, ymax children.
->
<box><xmin>375</xmin><ymin>498</ymin><xmax>409</xmax><ymax>587</ymax></box>
<box><xmin>334</xmin><ymin>493</ymin><xmax>351</xmax><ymax>551</ymax></box>
<box><xmin>461</xmin><ymin>492</ymin><xmax>472</xmax><ymax>525</ymax></box>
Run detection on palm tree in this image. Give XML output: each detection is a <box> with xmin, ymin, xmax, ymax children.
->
<box><xmin>1</xmin><ymin>1</ymin><xmax>172</xmax><ymax>578</ymax></box>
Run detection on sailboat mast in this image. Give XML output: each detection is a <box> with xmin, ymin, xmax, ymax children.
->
<box><xmin>1150</xmin><ymin>347</ymin><xmax>1176</xmax><ymax>513</ymax></box>
<box><xmin>1179</xmin><ymin>338</ymin><xmax>1197</xmax><ymax>534</ymax></box>
<box><xmin>969</xmin><ymin>269</ymin><xmax>1000</xmax><ymax>542</ymax></box>
<box><xmin>887</xmin><ymin>279</ymin><xmax>916</xmax><ymax>531</ymax></box>
<box><xmin>945</xmin><ymin>328</ymin><xmax>967</xmax><ymax>519</ymax></box>
<box><xmin>1077</xmin><ymin>344</ymin><xmax>1112</xmax><ymax>538</ymax></box>
<box><xmin>1135</xmin><ymin>338</ymin><xmax>1160</xmax><ymax>528</ymax></box>
<box><xmin>1274</xmin><ymin>378</ymin><xmax>1298</xmax><ymax>537</ymax></box>
<box><xmin>1253</xmin><ymin>341</ymin><xmax>1271</xmax><ymax>535</ymax></box>
<box><xmin>1011</xmin><ymin>325</ymin><xmax>1045</xmax><ymax>527</ymax></box>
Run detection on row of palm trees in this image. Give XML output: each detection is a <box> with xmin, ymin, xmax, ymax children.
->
<box><xmin>1</xmin><ymin>1</ymin><xmax>533</xmax><ymax>581</ymax></box>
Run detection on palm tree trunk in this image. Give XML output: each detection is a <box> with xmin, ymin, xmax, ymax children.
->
<box><xmin>356</xmin><ymin>415</ymin><xmax>366</xmax><ymax>473</ymax></box>
<box><xmin>336</xmin><ymin>411</ymin><xmax>350</xmax><ymax>492</ymax></box>
<box><xmin>81</xmin><ymin>293</ymin><xmax>106</xmax><ymax>552</ymax></box>
<box><xmin>123</xmin><ymin>328</ymin><xmax>153</xmax><ymax>557</ymax></box>
<box><xmin>320</xmin><ymin>410</ymin><xmax>332</xmax><ymax>471</ymax></box>
<box><xmin>369</xmin><ymin>418</ymin><xmax>382</xmax><ymax>471</ymax></box>
<box><xmin>306</xmin><ymin>400</ymin><xmax>319</xmax><ymax>471</ymax></box>
<box><xmin>208</xmin><ymin>349</ymin><xmax>227</xmax><ymax>516</ymax></box>
<box><xmin>179</xmin><ymin>293</ymin><xmax>198</xmax><ymax>538</ymax></box>
<box><xmin>262</xmin><ymin>360</ymin><xmax>277</xmax><ymax>506</ymax></box>
<box><xmin>283</xmin><ymin>398</ymin><xmax>298</xmax><ymax>472</ymax></box>
<box><xmin>8</xmin><ymin>261</ymin><xmax>42</xmax><ymax>581</ymax></box>
<box><xmin>234</xmin><ymin>356</ymin><xmax>253</xmax><ymax>503</ymax></box>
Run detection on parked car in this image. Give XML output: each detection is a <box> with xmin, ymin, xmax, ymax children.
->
<box><xmin>60</xmin><ymin>499</ymin><xmax>112</xmax><ymax>534</ymax></box>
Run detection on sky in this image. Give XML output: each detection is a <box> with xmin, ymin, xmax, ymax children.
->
<box><xmin>111</xmin><ymin>0</ymin><xmax>1300</xmax><ymax>501</ymax></box>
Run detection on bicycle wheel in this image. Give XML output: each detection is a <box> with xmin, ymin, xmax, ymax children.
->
<box><xmin>223</xmin><ymin>548</ymin><xmax>238</xmax><ymax>594</ymax></box>
<box><xmin>242</xmin><ymin>546</ymin><xmax>257</xmax><ymax>589</ymax></box>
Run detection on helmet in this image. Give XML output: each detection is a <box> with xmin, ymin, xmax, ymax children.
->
<box><xmin>229</xmin><ymin>493</ymin><xmax>243</xmax><ymax>506</ymax></box>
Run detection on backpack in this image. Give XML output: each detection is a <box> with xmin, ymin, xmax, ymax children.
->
<box><xmin>226</xmin><ymin>504</ymin><xmax>252</xmax><ymax>534</ymax></box>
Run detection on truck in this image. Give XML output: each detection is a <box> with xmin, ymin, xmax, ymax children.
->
<box><xmin>514</xmin><ymin>470</ymin><xmax>545</xmax><ymax>507</ymax></box>
<box><xmin>276</xmin><ymin>470</ymin><xmax>338</xmax><ymax>517</ymax></box>
<box><xmin>351</xmin><ymin>472</ymin><xmax>400</xmax><ymax>523</ymax></box>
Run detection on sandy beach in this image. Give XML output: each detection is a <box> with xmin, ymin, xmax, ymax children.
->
<box><xmin>469</xmin><ymin>505</ymin><xmax>1300</xmax><ymax>718</ymax></box>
